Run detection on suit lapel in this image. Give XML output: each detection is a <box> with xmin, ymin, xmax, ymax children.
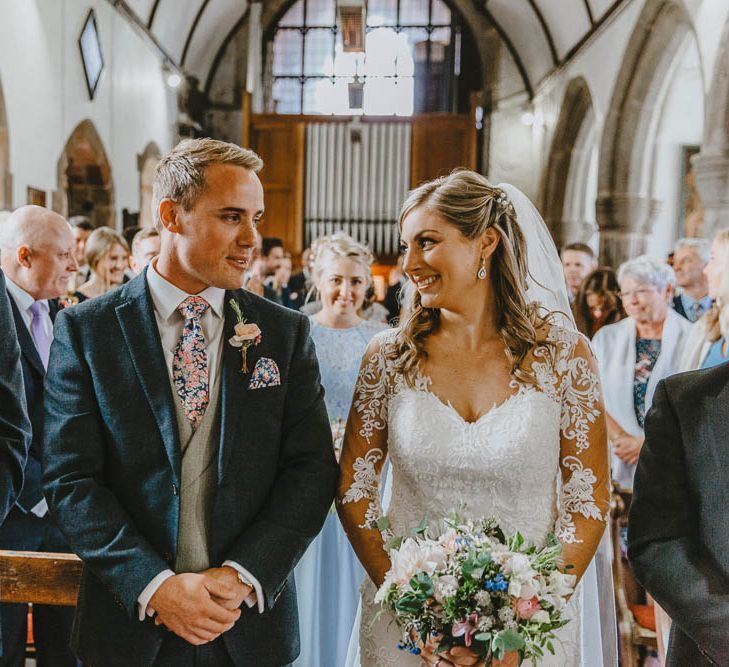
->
<box><xmin>115</xmin><ymin>276</ymin><xmax>181</xmax><ymax>481</ymax></box>
<box><xmin>7</xmin><ymin>292</ymin><xmax>45</xmax><ymax>377</ymax></box>
<box><xmin>217</xmin><ymin>290</ymin><xmax>260</xmax><ymax>483</ymax></box>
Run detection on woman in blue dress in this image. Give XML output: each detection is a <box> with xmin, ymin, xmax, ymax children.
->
<box><xmin>294</xmin><ymin>233</ymin><xmax>388</xmax><ymax>667</ymax></box>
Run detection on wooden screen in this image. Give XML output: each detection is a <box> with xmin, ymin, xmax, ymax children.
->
<box><xmin>410</xmin><ymin>113</ymin><xmax>476</xmax><ymax>187</ymax></box>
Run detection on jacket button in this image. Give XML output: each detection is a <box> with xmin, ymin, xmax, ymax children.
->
<box><xmin>172</xmin><ymin>483</ymin><xmax>178</xmax><ymax>495</ymax></box>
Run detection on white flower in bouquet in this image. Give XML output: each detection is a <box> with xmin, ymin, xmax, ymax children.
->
<box><xmin>434</xmin><ymin>574</ymin><xmax>459</xmax><ymax>603</ymax></box>
<box><xmin>542</xmin><ymin>570</ymin><xmax>577</xmax><ymax>611</ymax></box>
<box><xmin>438</xmin><ymin>528</ymin><xmax>460</xmax><ymax>555</ymax></box>
<box><xmin>530</xmin><ymin>610</ymin><xmax>551</xmax><ymax>625</ymax></box>
<box><xmin>376</xmin><ymin>537</ymin><xmax>446</xmax><ymax>603</ymax></box>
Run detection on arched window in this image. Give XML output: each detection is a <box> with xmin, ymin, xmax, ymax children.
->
<box><xmin>267</xmin><ymin>0</ymin><xmax>465</xmax><ymax>115</ymax></box>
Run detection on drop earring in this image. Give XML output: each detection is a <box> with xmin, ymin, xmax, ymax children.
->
<box><xmin>477</xmin><ymin>256</ymin><xmax>487</xmax><ymax>280</ymax></box>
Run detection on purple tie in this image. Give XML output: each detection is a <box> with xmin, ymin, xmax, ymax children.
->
<box><xmin>29</xmin><ymin>301</ymin><xmax>51</xmax><ymax>369</ymax></box>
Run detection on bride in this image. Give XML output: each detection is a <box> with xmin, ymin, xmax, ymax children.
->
<box><xmin>336</xmin><ymin>171</ymin><xmax>612</xmax><ymax>667</ymax></box>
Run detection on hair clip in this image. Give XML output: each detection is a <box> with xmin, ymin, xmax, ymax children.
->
<box><xmin>494</xmin><ymin>190</ymin><xmax>512</xmax><ymax>211</ymax></box>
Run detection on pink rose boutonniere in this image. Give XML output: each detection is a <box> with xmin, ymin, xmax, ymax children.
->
<box><xmin>228</xmin><ymin>299</ymin><xmax>262</xmax><ymax>373</ymax></box>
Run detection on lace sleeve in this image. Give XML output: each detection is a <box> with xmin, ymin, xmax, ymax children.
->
<box><xmin>553</xmin><ymin>329</ymin><xmax>610</xmax><ymax>582</ymax></box>
<box><xmin>336</xmin><ymin>332</ymin><xmax>394</xmax><ymax>587</ymax></box>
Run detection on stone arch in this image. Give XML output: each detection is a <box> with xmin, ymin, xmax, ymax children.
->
<box><xmin>693</xmin><ymin>16</ymin><xmax>729</xmax><ymax>237</ymax></box>
<box><xmin>54</xmin><ymin>119</ymin><xmax>115</xmax><ymax>228</ymax></box>
<box><xmin>542</xmin><ymin>76</ymin><xmax>596</xmax><ymax>247</ymax></box>
<box><xmin>596</xmin><ymin>0</ymin><xmax>696</xmax><ymax>266</ymax></box>
<box><xmin>137</xmin><ymin>142</ymin><xmax>161</xmax><ymax>228</ymax></box>
<box><xmin>0</xmin><ymin>75</ymin><xmax>11</xmax><ymax>210</ymax></box>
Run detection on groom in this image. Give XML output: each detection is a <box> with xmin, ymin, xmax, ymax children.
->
<box><xmin>42</xmin><ymin>138</ymin><xmax>337</xmax><ymax>666</ymax></box>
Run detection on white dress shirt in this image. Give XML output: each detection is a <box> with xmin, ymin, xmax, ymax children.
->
<box><xmin>137</xmin><ymin>262</ymin><xmax>263</xmax><ymax>620</ymax></box>
<box><xmin>5</xmin><ymin>277</ymin><xmax>52</xmax><ymax>517</ymax></box>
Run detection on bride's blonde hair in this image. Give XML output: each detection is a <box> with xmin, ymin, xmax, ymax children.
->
<box><xmin>390</xmin><ymin>170</ymin><xmax>552</xmax><ymax>386</ymax></box>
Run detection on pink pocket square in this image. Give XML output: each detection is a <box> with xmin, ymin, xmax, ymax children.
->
<box><xmin>248</xmin><ymin>357</ymin><xmax>281</xmax><ymax>389</ymax></box>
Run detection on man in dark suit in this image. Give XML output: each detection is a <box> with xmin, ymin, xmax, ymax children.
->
<box><xmin>629</xmin><ymin>362</ymin><xmax>729</xmax><ymax>666</ymax></box>
<box><xmin>0</xmin><ymin>269</ymin><xmax>30</xmax><ymax>527</ymax></box>
<box><xmin>42</xmin><ymin>138</ymin><xmax>337</xmax><ymax>667</ymax></box>
<box><xmin>0</xmin><ymin>206</ymin><xmax>79</xmax><ymax>666</ymax></box>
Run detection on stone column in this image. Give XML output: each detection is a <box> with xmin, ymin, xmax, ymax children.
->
<box><xmin>596</xmin><ymin>192</ymin><xmax>660</xmax><ymax>268</ymax></box>
<box><xmin>692</xmin><ymin>151</ymin><xmax>729</xmax><ymax>238</ymax></box>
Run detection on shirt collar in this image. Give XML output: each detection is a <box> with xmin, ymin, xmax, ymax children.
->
<box><xmin>681</xmin><ymin>293</ymin><xmax>712</xmax><ymax>309</ymax></box>
<box><xmin>146</xmin><ymin>261</ymin><xmax>226</xmax><ymax>322</ymax></box>
<box><xmin>5</xmin><ymin>276</ymin><xmax>37</xmax><ymax>313</ymax></box>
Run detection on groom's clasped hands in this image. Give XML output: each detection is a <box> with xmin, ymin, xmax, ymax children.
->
<box><xmin>149</xmin><ymin>567</ymin><xmax>252</xmax><ymax>645</ymax></box>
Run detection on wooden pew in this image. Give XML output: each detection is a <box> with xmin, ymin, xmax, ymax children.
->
<box><xmin>0</xmin><ymin>550</ymin><xmax>82</xmax><ymax>606</ymax></box>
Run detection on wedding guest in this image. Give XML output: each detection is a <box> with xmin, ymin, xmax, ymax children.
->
<box><xmin>671</xmin><ymin>237</ymin><xmax>711</xmax><ymax>321</ymax></box>
<box><xmin>679</xmin><ymin>228</ymin><xmax>729</xmax><ymax>370</ymax></box>
<box><xmin>261</xmin><ymin>237</ymin><xmax>285</xmax><ymax>278</ymax></box>
<box><xmin>243</xmin><ymin>229</ymin><xmax>281</xmax><ymax>303</ymax></box>
<box><xmin>289</xmin><ymin>247</ymin><xmax>313</xmax><ymax>298</ymax></box>
<box><xmin>74</xmin><ymin>227</ymin><xmax>129</xmax><ymax>302</ymax></box>
<box><xmin>592</xmin><ymin>255</ymin><xmax>691</xmax><ymax>490</ymax></box>
<box><xmin>294</xmin><ymin>232</ymin><xmax>388</xmax><ymax>667</ymax></box>
<box><xmin>0</xmin><ymin>269</ymin><xmax>30</xmax><ymax>527</ymax></box>
<box><xmin>267</xmin><ymin>252</ymin><xmax>303</xmax><ymax>311</ymax></box>
<box><xmin>67</xmin><ymin>215</ymin><xmax>93</xmax><ymax>291</ymax></box>
<box><xmin>561</xmin><ymin>242</ymin><xmax>597</xmax><ymax>304</ymax></box>
<box><xmin>129</xmin><ymin>228</ymin><xmax>161</xmax><ymax>275</ymax></box>
<box><xmin>42</xmin><ymin>138</ymin><xmax>336</xmax><ymax>667</ymax></box>
<box><xmin>574</xmin><ymin>267</ymin><xmax>625</xmax><ymax>338</ymax></box>
<box><xmin>122</xmin><ymin>225</ymin><xmax>142</xmax><ymax>281</ymax></box>
<box><xmin>629</xmin><ymin>361</ymin><xmax>729</xmax><ymax>666</ymax></box>
<box><xmin>384</xmin><ymin>254</ymin><xmax>407</xmax><ymax>324</ymax></box>
<box><xmin>0</xmin><ymin>205</ymin><xmax>79</xmax><ymax>667</ymax></box>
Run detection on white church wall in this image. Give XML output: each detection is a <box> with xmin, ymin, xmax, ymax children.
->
<box><xmin>0</xmin><ymin>0</ymin><xmax>175</xmax><ymax>226</ymax></box>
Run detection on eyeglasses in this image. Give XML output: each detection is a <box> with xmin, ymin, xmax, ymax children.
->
<box><xmin>617</xmin><ymin>287</ymin><xmax>658</xmax><ymax>300</ymax></box>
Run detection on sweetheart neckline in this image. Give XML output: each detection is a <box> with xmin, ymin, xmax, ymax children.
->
<box><xmin>404</xmin><ymin>384</ymin><xmax>535</xmax><ymax>426</ymax></box>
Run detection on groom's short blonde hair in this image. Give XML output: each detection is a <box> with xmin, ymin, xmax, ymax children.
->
<box><xmin>152</xmin><ymin>138</ymin><xmax>263</xmax><ymax>230</ymax></box>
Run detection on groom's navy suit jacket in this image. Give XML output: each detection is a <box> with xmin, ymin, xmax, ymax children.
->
<box><xmin>629</xmin><ymin>362</ymin><xmax>729</xmax><ymax>666</ymax></box>
<box><xmin>42</xmin><ymin>272</ymin><xmax>338</xmax><ymax>667</ymax></box>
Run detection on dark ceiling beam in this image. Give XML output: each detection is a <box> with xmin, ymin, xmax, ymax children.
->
<box><xmin>527</xmin><ymin>0</ymin><xmax>558</xmax><ymax>66</ymax></box>
<box><xmin>204</xmin><ymin>7</ymin><xmax>250</xmax><ymax>97</ymax></box>
<box><xmin>583</xmin><ymin>0</ymin><xmax>595</xmax><ymax>26</ymax></box>
<box><xmin>148</xmin><ymin>0</ymin><xmax>161</xmax><ymax>29</ymax></box>
<box><xmin>560</xmin><ymin>0</ymin><xmax>626</xmax><ymax>67</ymax></box>
<box><xmin>475</xmin><ymin>1</ymin><xmax>534</xmax><ymax>99</ymax></box>
<box><xmin>105</xmin><ymin>0</ymin><xmax>184</xmax><ymax>73</ymax></box>
<box><xmin>181</xmin><ymin>0</ymin><xmax>211</xmax><ymax>68</ymax></box>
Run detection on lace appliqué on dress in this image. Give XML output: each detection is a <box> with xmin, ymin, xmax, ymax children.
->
<box><xmin>341</xmin><ymin>334</ymin><xmax>400</xmax><ymax>530</ymax></box>
<box><xmin>532</xmin><ymin>326</ymin><xmax>605</xmax><ymax>544</ymax></box>
<box><xmin>555</xmin><ymin>455</ymin><xmax>602</xmax><ymax>543</ymax></box>
<box><xmin>342</xmin><ymin>447</ymin><xmax>385</xmax><ymax>529</ymax></box>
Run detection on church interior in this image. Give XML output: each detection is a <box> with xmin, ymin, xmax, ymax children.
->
<box><xmin>1</xmin><ymin>1</ymin><xmax>729</xmax><ymax>665</ymax></box>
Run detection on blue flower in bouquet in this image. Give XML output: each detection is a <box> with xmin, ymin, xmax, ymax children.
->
<box><xmin>484</xmin><ymin>573</ymin><xmax>509</xmax><ymax>593</ymax></box>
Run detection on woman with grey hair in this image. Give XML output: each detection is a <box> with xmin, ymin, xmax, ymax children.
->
<box><xmin>592</xmin><ymin>255</ymin><xmax>691</xmax><ymax>490</ymax></box>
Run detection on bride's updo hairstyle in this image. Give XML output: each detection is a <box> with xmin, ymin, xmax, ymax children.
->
<box><xmin>309</xmin><ymin>231</ymin><xmax>375</xmax><ymax>299</ymax></box>
<box><xmin>392</xmin><ymin>169</ymin><xmax>551</xmax><ymax>386</ymax></box>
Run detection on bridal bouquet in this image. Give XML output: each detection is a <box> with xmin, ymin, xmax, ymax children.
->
<box><xmin>374</xmin><ymin>513</ymin><xmax>575</xmax><ymax>664</ymax></box>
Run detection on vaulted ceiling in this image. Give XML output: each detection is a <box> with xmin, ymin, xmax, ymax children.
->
<box><xmin>117</xmin><ymin>0</ymin><xmax>626</xmax><ymax>99</ymax></box>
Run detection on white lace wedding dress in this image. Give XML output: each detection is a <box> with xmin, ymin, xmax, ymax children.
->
<box><xmin>337</xmin><ymin>325</ymin><xmax>612</xmax><ymax>666</ymax></box>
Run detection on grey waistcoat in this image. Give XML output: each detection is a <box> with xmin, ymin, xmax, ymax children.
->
<box><xmin>170</xmin><ymin>355</ymin><xmax>223</xmax><ymax>574</ymax></box>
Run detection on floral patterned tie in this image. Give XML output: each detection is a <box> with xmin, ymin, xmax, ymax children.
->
<box><xmin>173</xmin><ymin>296</ymin><xmax>210</xmax><ymax>431</ymax></box>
